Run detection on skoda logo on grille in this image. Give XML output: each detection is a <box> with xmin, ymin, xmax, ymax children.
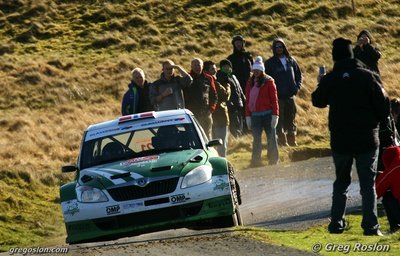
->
<box><xmin>135</xmin><ymin>178</ymin><xmax>149</xmax><ymax>187</ymax></box>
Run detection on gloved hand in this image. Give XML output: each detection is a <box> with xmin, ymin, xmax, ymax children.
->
<box><xmin>271</xmin><ymin>115</ymin><xmax>279</xmax><ymax>129</ymax></box>
<box><xmin>246</xmin><ymin>116</ymin><xmax>252</xmax><ymax>130</ymax></box>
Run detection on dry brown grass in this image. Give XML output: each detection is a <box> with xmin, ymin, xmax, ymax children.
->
<box><xmin>0</xmin><ymin>0</ymin><xmax>398</xmax><ymax>178</ymax></box>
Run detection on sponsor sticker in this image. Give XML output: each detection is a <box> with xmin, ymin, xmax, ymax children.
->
<box><xmin>170</xmin><ymin>194</ymin><xmax>186</xmax><ymax>204</ymax></box>
<box><xmin>106</xmin><ymin>205</ymin><xmax>121</xmax><ymax>215</ymax></box>
<box><xmin>64</xmin><ymin>201</ymin><xmax>79</xmax><ymax>216</ymax></box>
<box><xmin>120</xmin><ymin>155</ymin><xmax>159</xmax><ymax>167</ymax></box>
<box><xmin>213</xmin><ymin>178</ymin><xmax>229</xmax><ymax>191</ymax></box>
<box><xmin>123</xmin><ymin>202</ymin><xmax>144</xmax><ymax>210</ymax></box>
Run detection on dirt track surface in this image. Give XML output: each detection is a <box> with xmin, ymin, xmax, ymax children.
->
<box><xmin>64</xmin><ymin>157</ymin><xmax>362</xmax><ymax>255</ymax></box>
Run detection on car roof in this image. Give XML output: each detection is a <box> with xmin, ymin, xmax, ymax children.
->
<box><xmin>85</xmin><ymin>109</ymin><xmax>194</xmax><ymax>132</ymax></box>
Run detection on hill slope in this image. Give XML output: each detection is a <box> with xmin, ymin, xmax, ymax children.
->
<box><xmin>0</xmin><ymin>0</ymin><xmax>399</xmax><ymax>250</ymax></box>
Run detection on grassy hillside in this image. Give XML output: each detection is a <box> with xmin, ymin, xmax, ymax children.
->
<box><xmin>0</xmin><ymin>0</ymin><xmax>399</xmax><ymax>251</ymax></box>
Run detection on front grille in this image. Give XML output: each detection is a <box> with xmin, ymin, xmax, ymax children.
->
<box><xmin>94</xmin><ymin>201</ymin><xmax>204</xmax><ymax>231</ymax></box>
<box><xmin>107</xmin><ymin>177</ymin><xmax>179</xmax><ymax>201</ymax></box>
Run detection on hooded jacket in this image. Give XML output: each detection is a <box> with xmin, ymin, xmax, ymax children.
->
<box><xmin>376</xmin><ymin>146</ymin><xmax>400</xmax><ymax>201</ymax></box>
<box><xmin>312</xmin><ymin>58</ymin><xmax>390</xmax><ymax>153</ymax></box>
<box><xmin>264</xmin><ymin>38</ymin><xmax>303</xmax><ymax>99</ymax></box>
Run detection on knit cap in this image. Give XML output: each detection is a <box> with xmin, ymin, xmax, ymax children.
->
<box><xmin>252</xmin><ymin>56</ymin><xmax>265</xmax><ymax>72</ymax></box>
<box><xmin>219</xmin><ymin>59</ymin><xmax>232</xmax><ymax>68</ymax></box>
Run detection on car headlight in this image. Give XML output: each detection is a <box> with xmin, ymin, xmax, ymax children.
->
<box><xmin>76</xmin><ymin>186</ymin><xmax>108</xmax><ymax>203</ymax></box>
<box><xmin>181</xmin><ymin>165</ymin><xmax>212</xmax><ymax>189</ymax></box>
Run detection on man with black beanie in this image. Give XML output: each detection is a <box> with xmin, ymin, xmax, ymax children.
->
<box><xmin>227</xmin><ymin>35</ymin><xmax>253</xmax><ymax>134</ymax></box>
<box><xmin>312</xmin><ymin>37</ymin><xmax>390</xmax><ymax>236</ymax></box>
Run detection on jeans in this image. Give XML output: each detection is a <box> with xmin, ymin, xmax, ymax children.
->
<box><xmin>330</xmin><ymin>149</ymin><xmax>380</xmax><ymax>233</ymax></box>
<box><xmin>277</xmin><ymin>98</ymin><xmax>297</xmax><ymax>135</ymax></box>
<box><xmin>251</xmin><ymin>114</ymin><xmax>279</xmax><ymax>165</ymax></box>
<box><xmin>213</xmin><ymin>125</ymin><xmax>229</xmax><ymax>157</ymax></box>
<box><xmin>229</xmin><ymin>108</ymin><xmax>244</xmax><ymax>137</ymax></box>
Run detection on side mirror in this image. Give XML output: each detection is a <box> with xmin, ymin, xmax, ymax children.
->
<box><xmin>61</xmin><ymin>165</ymin><xmax>77</xmax><ymax>173</ymax></box>
<box><xmin>207</xmin><ymin>139</ymin><xmax>223</xmax><ymax>147</ymax></box>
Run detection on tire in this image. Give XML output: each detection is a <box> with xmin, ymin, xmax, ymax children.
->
<box><xmin>193</xmin><ymin>162</ymin><xmax>243</xmax><ymax>229</ymax></box>
<box><xmin>234</xmin><ymin>207</ymin><xmax>243</xmax><ymax>226</ymax></box>
<box><xmin>214</xmin><ymin>162</ymin><xmax>243</xmax><ymax>228</ymax></box>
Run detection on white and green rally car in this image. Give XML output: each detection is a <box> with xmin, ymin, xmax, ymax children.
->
<box><xmin>60</xmin><ymin>109</ymin><xmax>242</xmax><ymax>244</ymax></box>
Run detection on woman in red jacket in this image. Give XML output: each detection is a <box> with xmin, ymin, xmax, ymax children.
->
<box><xmin>376</xmin><ymin>146</ymin><xmax>400</xmax><ymax>233</ymax></box>
<box><xmin>245</xmin><ymin>56</ymin><xmax>279</xmax><ymax>166</ymax></box>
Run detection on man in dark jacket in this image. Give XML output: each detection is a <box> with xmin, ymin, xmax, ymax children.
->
<box><xmin>265</xmin><ymin>38</ymin><xmax>302</xmax><ymax>146</ymax></box>
<box><xmin>121</xmin><ymin>68</ymin><xmax>153</xmax><ymax>115</ymax></box>
<box><xmin>217</xmin><ymin>59</ymin><xmax>246</xmax><ymax>138</ymax></box>
<box><xmin>185</xmin><ymin>58</ymin><xmax>218</xmax><ymax>139</ymax></box>
<box><xmin>312</xmin><ymin>37</ymin><xmax>390</xmax><ymax>236</ymax></box>
<box><xmin>227</xmin><ymin>35</ymin><xmax>253</xmax><ymax>133</ymax></box>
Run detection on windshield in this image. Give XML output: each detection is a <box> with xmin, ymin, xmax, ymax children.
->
<box><xmin>80</xmin><ymin>123</ymin><xmax>201</xmax><ymax>169</ymax></box>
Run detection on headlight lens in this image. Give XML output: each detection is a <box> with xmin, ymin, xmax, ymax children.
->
<box><xmin>77</xmin><ymin>186</ymin><xmax>108</xmax><ymax>203</ymax></box>
<box><xmin>181</xmin><ymin>165</ymin><xmax>212</xmax><ymax>188</ymax></box>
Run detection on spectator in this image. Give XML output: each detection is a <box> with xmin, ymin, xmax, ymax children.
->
<box><xmin>353</xmin><ymin>30</ymin><xmax>381</xmax><ymax>75</ymax></box>
<box><xmin>265</xmin><ymin>38</ymin><xmax>303</xmax><ymax>147</ymax></box>
<box><xmin>149</xmin><ymin>59</ymin><xmax>192</xmax><ymax>111</ymax></box>
<box><xmin>227</xmin><ymin>35</ymin><xmax>253</xmax><ymax>133</ymax></box>
<box><xmin>312</xmin><ymin>37</ymin><xmax>390</xmax><ymax>236</ymax></box>
<box><xmin>185</xmin><ymin>58</ymin><xmax>218</xmax><ymax>139</ymax></box>
<box><xmin>377</xmin><ymin>98</ymin><xmax>399</xmax><ymax>172</ymax></box>
<box><xmin>217</xmin><ymin>59</ymin><xmax>246</xmax><ymax>138</ymax></box>
<box><xmin>245</xmin><ymin>56</ymin><xmax>279</xmax><ymax>167</ymax></box>
<box><xmin>376</xmin><ymin>146</ymin><xmax>400</xmax><ymax>233</ymax></box>
<box><xmin>227</xmin><ymin>35</ymin><xmax>253</xmax><ymax>93</ymax></box>
<box><xmin>204</xmin><ymin>60</ymin><xmax>231</xmax><ymax>157</ymax></box>
<box><xmin>121</xmin><ymin>68</ymin><xmax>153</xmax><ymax>115</ymax></box>
<box><xmin>391</xmin><ymin>98</ymin><xmax>400</xmax><ymax>133</ymax></box>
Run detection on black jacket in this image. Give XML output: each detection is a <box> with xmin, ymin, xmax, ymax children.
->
<box><xmin>312</xmin><ymin>58</ymin><xmax>390</xmax><ymax>153</ymax></box>
<box><xmin>216</xmin><ymin>70</ymin><xmax>245</xmax><ymax>110</ymax></box>
<box><xmin>227</xmin><ymin>49</ymin><xmax>253</xmax><ymax>91</ymax></box>
<box><xmin>353</xmin><ymin>43</ymin><xmax>381</xmax><ymax>75</ymax></box>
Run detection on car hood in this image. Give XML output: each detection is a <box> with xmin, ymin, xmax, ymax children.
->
<box><xmin>78</xmin><ymin>149</ymin><xmax>208</xmax><ymax>189</ymax></box>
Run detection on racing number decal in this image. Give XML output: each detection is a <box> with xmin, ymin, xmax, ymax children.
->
<box><xmin>141</xmin><ymin>143</ymin><xmax>153</xmax><ymax>151</ymax></box>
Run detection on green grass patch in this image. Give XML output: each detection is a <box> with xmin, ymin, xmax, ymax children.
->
<box><xmin>0</xmin><ymin>176</ymin><xmax>64</xmax><ymax>252</ymax></box>
<box><xmin>239</xmin><ymin>213</ymin><xmax>400</xmax><ymax>256</ymax></box>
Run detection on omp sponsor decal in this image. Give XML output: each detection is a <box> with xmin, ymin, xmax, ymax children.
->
<box><xmin>120</xmin><ymin>155</ymin><xmax>159</xmax><ymax>167</ymax></box>
<box><xmin>64</xmin><ymin>201</ymin><xmax>79</xmax><ymax>216</ymax></box>
<box><xmin>213</xmin><ymin>178</ymin><xmax>229</xmax><ymax>191</ymax></box>
<box><xmin>106</xmin><ymin>205</ymin><xmax>120</xmax><ymax>215</ymax></box>
<box><xmin>170</xmin><ymin>194</ymin><xmax>186</xmax><ymax>204</ymax></box>
<box><xmin>122</xmin><ymin>202</ymin><xmax>144</xmax><ymax>210</ymax></box>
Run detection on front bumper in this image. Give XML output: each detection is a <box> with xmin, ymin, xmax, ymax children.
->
<box><xmin>62</xmin><ymin>175</ymin><xmax>234</xmax><ymax>244</ymax></box>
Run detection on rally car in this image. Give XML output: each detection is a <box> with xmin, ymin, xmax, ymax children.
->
<box><xmin>60</xmin><ymin>109</ymin><xmax>242</xmax><ymax>244</ymax></box>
